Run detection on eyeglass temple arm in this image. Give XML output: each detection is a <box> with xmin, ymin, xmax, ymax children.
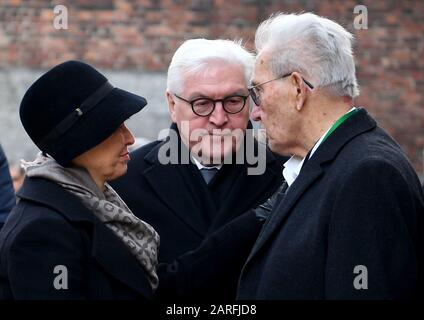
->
<box><xmin>302</xmin><ymin>78</ymin><xmax>314</xmax><ymax>90</ymax></box>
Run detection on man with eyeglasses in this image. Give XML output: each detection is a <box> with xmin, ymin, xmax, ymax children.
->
<box><xmin>111</xmin><ymin>39</ymin><xmax>287</xmax><ymax>299</ymax></box>
<box><xmin>237</xmin><ymin>13</ymin><xmax>424</xmax><ymax>299</ymax></box>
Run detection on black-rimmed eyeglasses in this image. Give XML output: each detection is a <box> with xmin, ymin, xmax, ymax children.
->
<box><xmin>173</xmin><ymin>93</ymin><xmax>249</xmax><ymax>117</ymax></box>
<box><xmin>248</xmin><ymin>72</ymin><xmax>314</xmax><ymax>106</ymax></box>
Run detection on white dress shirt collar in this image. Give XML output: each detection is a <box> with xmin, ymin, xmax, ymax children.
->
<box><xmin>191</xmin><ymin>156</ymin><xmax>223</xmax><ymax>171</ymax></box>
<box><xmin>282</xmin><ymin>107</ymin><xmax>357</xmax><ymax>187</ymax></box>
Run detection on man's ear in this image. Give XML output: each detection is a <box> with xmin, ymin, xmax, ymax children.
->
<box><xmin>290</xmin><ymin>72</ymin><xmax>308</xmax><ymax>111</ymax></box>
<box><xmin>166</xmin><ymin>91</ymin><xmax>177</xmax><ymax>123</ymax></box>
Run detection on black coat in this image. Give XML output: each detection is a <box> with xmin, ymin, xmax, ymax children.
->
<box><xmin>237</xmin><ymin>108</ymin><xmax>424</xmax><ymax>299</ymax></box>
<box><xmin>0</xmin><ymin>177</ymin><xmax>153</xmax><ymax>300</ymax></box>
<box><xmin>0</xmin><ymin>177</ymin><xmax>263</xmax><ymax>300</ymax></box>
<box><xmin>0</xmin><ymin>145</ymin><xmax>15</xmax><ymax>229</ymax></box>
<box><xmin>111</xmin><ymin>129</ymin><xmax>286</xmax><ymax>299</ymax></box>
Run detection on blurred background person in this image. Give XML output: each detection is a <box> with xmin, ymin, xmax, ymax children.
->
<box><xmin>0</xmin><ymin>144</ymin><xmax>15</xmax><ymax>230</ymax></box>
<box><xmin>9</xmin><ymin>163</ymin><xmax>25</xmax><ymax>193</ymax></box>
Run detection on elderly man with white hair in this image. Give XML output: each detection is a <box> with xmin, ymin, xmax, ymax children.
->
<box><xmin>237</xmin><ymin>13</ymin><xmax>424</xmax><ymax>299</ymax></box>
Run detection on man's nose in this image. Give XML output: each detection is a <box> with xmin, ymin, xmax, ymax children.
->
<box><xmin>250</xmin><ymin>104</ymin><xmax>261</xmax><ymax>122</ymax></box>
<box><xmin>209</xmin><ymin>101</ymin><xmax>228</xmax><ymax>126</ymax></box>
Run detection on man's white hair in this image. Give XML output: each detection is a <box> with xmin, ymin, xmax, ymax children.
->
<box><xmin>167</xmin><ymin>38</ymin><xmax>254</xmax><ymax>94</ymax></box>
<box><xmin>255</xmin><ymin>12</ymin><xmax>359</xmax><ymax>98</ymax></box>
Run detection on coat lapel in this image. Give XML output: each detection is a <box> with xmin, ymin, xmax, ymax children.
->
<box><xmin>246</xmin><ymin>108</ymin><xmax>377</xmax><ymax>261</ymax></box>
<box><xmin>90</xmin><ymin>219</ymin><xmax>153</xmax><ymax>298</ymax></box>
<box><xmin>18</xmin><ymin>177</ymin><xmax>153</xmax><ymax>299</ymax></box>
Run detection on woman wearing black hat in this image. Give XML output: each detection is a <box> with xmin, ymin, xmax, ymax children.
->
<box><xmin>0</xmin><ymin>60</ymin><xmax>159</xmax><ymax>299</ymax></box>
<box><xmin>0</xmin><ymin>60</ymin><xmax>264</xmax><ymax>300</ymax></box>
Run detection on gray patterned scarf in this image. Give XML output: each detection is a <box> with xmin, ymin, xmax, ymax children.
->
<box><xmin>21</xmin><ymin>153</ymin><xmax>160</xmax><ymax>290</ymax></box>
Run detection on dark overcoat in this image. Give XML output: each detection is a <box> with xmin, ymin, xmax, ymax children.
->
<box><xmin>0</xmin><ymin>177</ymin><xmax>153</xmax><ymax>299</ymax></box>
<box><xmin>237</xmin><ymin>108</ymin><xmax>424</xmax><ymax>299</ymax></box>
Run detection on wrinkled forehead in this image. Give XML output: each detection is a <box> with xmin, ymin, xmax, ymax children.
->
<box><xmin>180</xmin><ymin>62</ymin><xmax>248</xmax><ymax>98</ymax></box>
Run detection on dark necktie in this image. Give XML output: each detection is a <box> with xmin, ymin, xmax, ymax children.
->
<box><xmin>200</xmin><ymin>168</ymin><xmax>219</xmax><ymax>184</ymax></box>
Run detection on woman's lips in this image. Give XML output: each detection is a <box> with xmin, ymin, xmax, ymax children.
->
<box><xmin>120</xmin><ymin>152</ymin><xmax>130</xmax><ymax>160</ymax></box>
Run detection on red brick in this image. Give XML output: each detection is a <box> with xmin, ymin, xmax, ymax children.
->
<box><xmin>0</xmin><ymin>0</ymin><xmax>422</xmax><ymax>173</ymax></box>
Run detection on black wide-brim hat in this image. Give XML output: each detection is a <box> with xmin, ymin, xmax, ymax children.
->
<box><xmin>20</xmin><ymin>60</ymin><xmax>147</xmax><ymax>166</ymax></box>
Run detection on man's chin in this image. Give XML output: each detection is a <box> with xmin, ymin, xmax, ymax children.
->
<box><xmin>199</xmin><ymin>145</ymin><xmax>235</xmax><ymax>165</ymax></box>
<box><xmin>267</xmin><ymin>139</ymin><xmax>278</xmax><ymax>152</ymax></box>
<box><xmin>267</xmin><ymin>140</ymin><xmax>290</xmax><ymax>156</ymax></box>
<box><xmin>198</xmin><ymin>152</ymin><xmax>224</xmax><ymax>165</ymax></box>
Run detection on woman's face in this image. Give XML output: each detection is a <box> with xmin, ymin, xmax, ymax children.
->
<box><xmin>72</xmin><ymin>123</ymin><xmax>135</xmax><ymax>188</ymax></box>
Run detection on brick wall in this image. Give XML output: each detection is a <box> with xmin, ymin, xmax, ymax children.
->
<box><xmin>0</xmin><ymin>0</ymin><xmax>423</xmax><ymax>176</ymax></box>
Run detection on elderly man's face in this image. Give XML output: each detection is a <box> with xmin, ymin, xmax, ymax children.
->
<box><xmin>250</xmin><ymin>52</ymin><xmax>299</xmax><ymax>156</ymax></box>
<box><xmin>167</xmin><ymin>62</ymin><xmax>249</xmax><ymax>164</ymax></box>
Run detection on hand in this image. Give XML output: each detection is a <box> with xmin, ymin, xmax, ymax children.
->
<box><xmin>254</xmin><ymin>181</ymin><xmax>288</xmax><ymax>222</ymax></box>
